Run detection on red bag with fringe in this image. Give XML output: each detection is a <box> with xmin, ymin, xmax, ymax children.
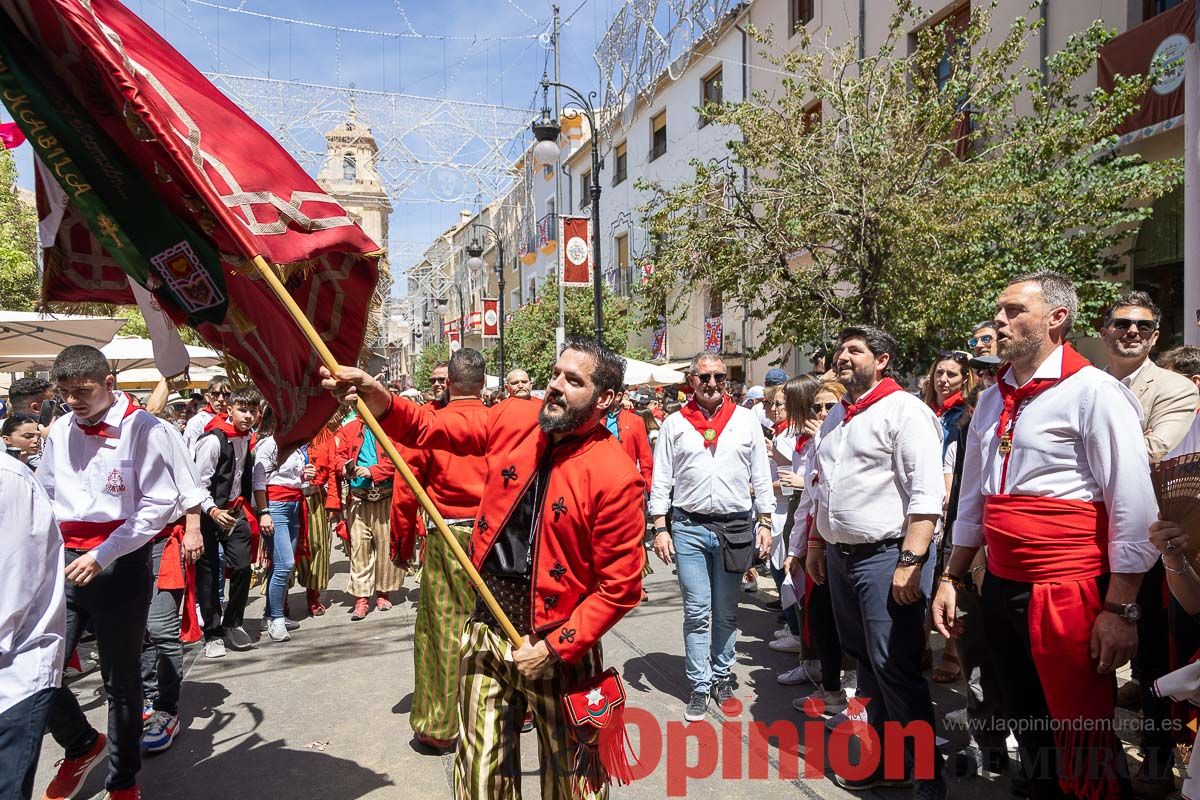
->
<box><xmin>561</xmin><ymin>667</ymin><xmax>638</xmax><ymax>794</ymax></box>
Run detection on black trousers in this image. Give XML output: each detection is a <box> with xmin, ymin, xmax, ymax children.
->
<box><xmin>806</xmin><ymin>581</ymin><xmax>843</xmax><ymax>692</ymax></box>
<box><xmin>195</xmin><ymin>514</ymin><xmax>251</xmax><ymax>639</ymax></box>
<box><xmin>46</xmin><ymin>546</ymin><xmax>153</xmax><ymax>792</ymax></box>
<box><xmin>1131</xmin><ymin>562</ymin><xmax>1173</xmax><ymax>776</ymax></box>
<box><xmin>0</xmin><ymin>687</ymin><xmax>54</xmax><ymax>800</ymax></box>
<box><xmin>956</xmin><ymin>579</ymin><xmax>1011</xmax><ymax>767</ymax></box>
<box><xmin>981</xmin><ymin>574</ymin><xmax>1131</xmax><ymax>800</ymax></box>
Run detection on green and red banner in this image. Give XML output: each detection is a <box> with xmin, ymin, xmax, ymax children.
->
<box><xmin>0</xmin><ymin>0</ymin><xmax>382</xmax><ymax>450</ymax></box>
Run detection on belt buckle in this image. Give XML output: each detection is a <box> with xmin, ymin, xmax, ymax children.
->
<box><xmin>366</xmin><ymin>489</ymin><xmax>382</xmax><ymax>503</ymax></box>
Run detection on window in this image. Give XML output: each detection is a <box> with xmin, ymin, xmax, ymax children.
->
<box><xmin>342</xmin><ymin>154</ymin><xmax>356</xmax><ymax>182</ymax></box>
<box><xmin>650</xmin><ymin>111</ymin><xmax>667</xmax><ymax>161</ymax></box>
<box><xmin>934</xmin><ymin>4</ymin><xmax>970</xmax><ymax>92</ymax></box>
<box><xmin>708</xmin><ymin>288</ymin><xmax>723</xmax><ymax>317</ymax></box>
<box><xmin>1144</xmin><ymin>0</ymin><xmax>1183</xmax><ymax>21</ymax></box>
<box><xmin>613</xmin><ymin>142</ymin><xmax>628</xmax><ymax>186</ymax></box>
<box><xmin>615</xmin><ymin>233</ymin><xmax>630</xmax><ymax>296</ymax></box>
<box><xmin>699</xmin><ymin>68</ymin><xmax>723</xmax><ymax>128</ymax></box>
<box><xmin>789</xmin><ymin>0</ymin><xmax>815</xmax><ymax>36</ymax></box>
<box><xmin>580</xmin><ymin>170</ymin><xmax>591</xmax><ymax>209</ymax></box>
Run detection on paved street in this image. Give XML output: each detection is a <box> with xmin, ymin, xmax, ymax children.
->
<box><xmin>40</xmin><ymin>548</ymin><xmax>1023</xmax><ymax>799</ymax></box>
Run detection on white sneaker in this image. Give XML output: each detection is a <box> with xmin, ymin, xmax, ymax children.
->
<box><xmin>792</xmin><ymin>688</ymin><xmax>848</xmax><ymax>715</ymax></box>
<box><xmin>203</xmin><ymin>638</ymin><xmax>226</xmax><ymax>659</ymax></box>
<box><xmin>224</xmin><ymin>626</ymin><xmax>253</xmax><ymax>651</ymax></box>
<box><xmin>777</xmin><ymin>661</ymin><xmax>823</xmax><ymax>686</ymax></box>
<box><xmin>267</xmin><ymin>618</ymin><xmax>291</xmax><ymax>642</ymax></box>
<box><xmin>774</xmin><ymin>627</ymin><xmax>790</xmax><ymax>639</ymax></box>
<box><xmin>769</xmin><ymin>634</ymin><xmax>805</xmax><ymax>653</ymax></box>
<box><xmin>141</xmin><ymin>710</ymin><xmax>180</xmax><ymax>753</ymax></box>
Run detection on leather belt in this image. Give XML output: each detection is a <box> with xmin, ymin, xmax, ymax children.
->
<box><xmin>829</xmin><ymin>537</ymin><xmax>904</xmax><ymax>558</ymax></box>
<box><xmin>351</xmin><ymin>487</ymin><xmax>391</xmax><ymax>503</ymax></box>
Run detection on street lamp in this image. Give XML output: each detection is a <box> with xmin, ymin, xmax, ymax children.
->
<box><xmin>465</xmin><ymin>223</ymin><xmax>507</xmax><ymax>377</ymax></box>
<box><xmin>530</xmin><ymin>76</ymin><xmax>604</xmax><ymax>345</ymax></box>
<box><xmin>436</xmin><ymin>285</ymin><xmax>466</xmax><ymax>343</ymax></box>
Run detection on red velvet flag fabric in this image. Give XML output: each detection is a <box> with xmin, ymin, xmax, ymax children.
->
<box><xmin>3</xmin><ymin>0</ymin><xmax>380</xmax><ymax>452</ymax></box>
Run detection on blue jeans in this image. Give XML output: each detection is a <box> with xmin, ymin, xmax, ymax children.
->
<box><xmin>0</xmin><ymin>687</ymin><xmax>54</xmax><ymax>800</ymax></box>
<box><xmin>672</xmin><ymin>511</ymin><xmax>746</xmax><ymax>694</ymax></box>
<box><xmin>266</xmin><ymin>500</ymin><xmax>302</xmax><ymax>620</ymax></box>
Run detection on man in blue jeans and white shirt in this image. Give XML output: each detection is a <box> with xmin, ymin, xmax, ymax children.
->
<box><xmin>806</xmin><ymin>326</ymin><xmax>946</xmax><ymax>799</ymax></box>
<box><xmin>651</xmin><ymin>353</ymin><xmax>774</xmax><ymax>722</ymax></box>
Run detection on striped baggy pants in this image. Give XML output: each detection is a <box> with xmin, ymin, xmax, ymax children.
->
<box><xmin>295</xmin><ymin>492</ymin><xmax>332</xmax><ymax>591</ymax></box>
<box><xmin>346</xmin><ymin>495</ymin><xmax>406</xmax><ymax>598</ymax></box>
<box><xmin>454</xmin><ymin>621</ymin><xmax>608</xmax><ymax>800</ymax></box>
<box><xmin>410</xmin><ymin>523</ymin><xmax>475</xmax><ymax>740</ymax></box>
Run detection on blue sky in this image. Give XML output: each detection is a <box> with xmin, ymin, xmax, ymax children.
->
<box><xmin>7</xmin><ymin>0</ymin><xmax>616</xmax><ymax>282</ymax></box>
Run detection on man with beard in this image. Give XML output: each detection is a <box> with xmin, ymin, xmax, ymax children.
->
<box><xmin>934</xmin><ymin>272</ymin><xmax>1157</xmax><ymax>800</ymax></box>
<box><xmin>805</xmin><ymin>327</ymin><xmax>946</xmax><ymax>798</ymax></box>
<box><xmin>183</xmin><ymin>376</ymin><xmax>231</xmax><ymax>450</ymax></box>
<box><xmin>1098</xmin><ymin>290</ymin><xmax>1197</xmax><ymax>797</ymax></box>
<box><xmin>650</xmin><ymin>353</ymin><xmax>774</xmax><ymax>722</ymax></box>
<box><xmin>322</xmin><ymin>337</ymin><xmax>645</xmax><ymax>799</ymax></box>
<box><xmin>429</xmin><ymin>362</ymin><xmax>450</xmax><ymax>409</ymax></box>
<box><xmin>505</xmin><ymin>369</ymin><xmax>533</xmax><ymax>399</ymax></box>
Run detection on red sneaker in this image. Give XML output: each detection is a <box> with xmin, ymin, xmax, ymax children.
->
<box><xmin>375</xmin><ymin>593</ymin><xmax>393</xmax><ymax>611</ymax></box>
<box><xmin>350</xmin><ymin>597</ymin><xmax>370</xmax><ymax>621</ymax></box>
<box><xmin>100</xmin><ymin>788</ymin><xmax>141</xmax><ymax>800</ymax></box>
<box><xmin>42</xmin><ymin>733</ymin><xmax>107</xmax><ymax>800</ymax></box>
<box><xmin>306</xmin><ymin>589</ymin><xmax>325</xmax><ymax>617</ymax></box>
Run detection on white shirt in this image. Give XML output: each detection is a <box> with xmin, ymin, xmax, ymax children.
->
<box><xmin>786</xmin><ymin>436</ymin><xmax>818</xmax><ymax>558</ymax></box>
<box><xmin>0</xmin><ymin>453</ymin><xmax>65</xmax><ymax>715</ymax></box>
<box><xmin>813</xmin><ymin>382</ymin><xmax>946</xmax><ymax>544</ymax></box>
<box><xmin>183</xmin><ymin>408</ymin><xmax>216</xmax><ymax>451</ymax></box>
<box><xmin>1166</xmin><ymin>412</ymin><xmax>1200</xmax><ymax>459</ymax></box>
<box><xmin>38</xmin><ymin>392</ymin><xmax>204</xmax><ymax>569</ymax></box>
<box><xmin>943</xmin><ymin>440</ymin><xmax>959</xmax><ymax>475</ymax></box>
<box><xmin>252</xmin><ymin>436</ymin><xmax>309</xmax><ymax>492</ymax></box>
<box><xmin>193</xmin><ymin>427</ymin><xmax>250</xmax><ymax>513</ymax></box>
<box><xmin>953</xmin><ymin>347</ymin><xmax>1159</xmax><ymax>573</ymax></box>
<box><xmin>649</xmin><ymin>403</ymin><xmax>775</xmax><ymax>517</ymax></box>
<box><xmin>1114</xmin><ymin>360</ymin><xmax>1149</xmax><ymax>389</ymax></box>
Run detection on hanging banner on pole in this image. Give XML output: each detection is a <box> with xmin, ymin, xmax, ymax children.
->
<box><xmin>482</xmin><ymin>298</ymin><xmax>499</xmax><ymax>338</ymax></box>
<box><xmin>448</xmin><ymin>330</ymin><xmax>462</xmax><ymax>352</ymax></box>
<box><xmin>704</xmin><ymin>316</ymin><xmax>723</xmax><ymax>353</ymax></box>
<box><xmin>560</xmin><ymin>215</ymin><xmax>593</xmax><ymax>287</ymax></box>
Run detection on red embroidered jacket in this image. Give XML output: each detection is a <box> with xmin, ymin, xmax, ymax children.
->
<box><xmin>378</xmin><ymin>395</ymin><xmax>646</xmax><ymax>663</ymax></box>
<box><xmin>336</xmin><ymin>417</ymin><xmax>427</xmax><ymax>564</ymax></box>
<box><xmin>614</xmin><ymin>408</ymin><xmax>653</xmax><ymax>486</ymax></box>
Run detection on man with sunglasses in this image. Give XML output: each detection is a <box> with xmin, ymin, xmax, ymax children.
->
<box><xmin>428</xmin><ymin>361</ymin><xmax>450</xmax><ymax>409</ymax></box>
<box><xmin>650</xmin><ymin>354</ymin><xmax>774</xmax><ymax>722</ymax></box>
<box><xmin>182</xmin><ymin>376</ymin><xmax>232</xmax><ymax>450</ymax></box>
<box><xmin>1098</xmin><ymin>290</ymin><xmax>1199</xmax><ymax>797</ymax></box>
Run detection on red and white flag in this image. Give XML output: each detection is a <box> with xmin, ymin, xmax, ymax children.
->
<box><xmin>482</xmin><ymin>299</ymin><xmax>499</xmax><ymax>338</ymax></box>
<box><xmin>559</xmin><ymin>215</ymin><xmax>592</xmax><ymax>287</ymax></box>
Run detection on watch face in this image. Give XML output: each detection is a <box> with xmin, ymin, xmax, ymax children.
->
<box><xmin>1125</xmin><ymin>604</ymin><xmax>1141</xmax><ymax>622</ymax></box>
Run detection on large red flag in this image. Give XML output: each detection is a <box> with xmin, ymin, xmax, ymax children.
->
<box><xmin>0</xmin><ymin>0</ymin><xmax>380</xmax><ymax>451</ymax></box>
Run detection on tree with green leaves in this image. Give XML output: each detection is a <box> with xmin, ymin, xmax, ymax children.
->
<box><xmin>501</xmin><ymin>274</ymin><xmax>648</xmax><ymax>386</ymax></box>
<box><xmin>639</xmin><ymin>0</ymin><xmax>1182</xmax><ymax>369</ymax></box>
<box><xmin>0</xmin><ymin>147</ymin><xmax>38</xmax><ymax>311</ymax></box>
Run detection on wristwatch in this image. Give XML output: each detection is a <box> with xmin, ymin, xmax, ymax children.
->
<box><xmin>1103</xmin><ymin>601</ymin><xmax>1141</xmax><ymax>623</ymax></box>
<box><xmin>654</xmin><ymin>526</ymin><xmax>670</xmax><ymax>536</ymax></box>
<box><xmin>897</xmin><ymin>549</ymin><xmax>929</xmax><ymax>567</ymax></box>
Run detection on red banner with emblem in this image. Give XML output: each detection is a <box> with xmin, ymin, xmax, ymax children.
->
<box><xmin>1098</xmin><ymin>2</ymin><xmax>1195</xmax><ymax>136</ymax></box>
<box><xmin>2</xmin><ymin>0</ymin><xmax>380</xmax><ymax>452</ymax></box>
<box><xmin>559</xmin><ymin>215</ymin><xmax>592</xmax><ymax>287</ymax></box>
<box><xmin>482</xmin><ymin>298</ymin><xmax>499</xmax><ymax>338</ymax></box>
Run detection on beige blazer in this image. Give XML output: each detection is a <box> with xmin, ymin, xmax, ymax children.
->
<box><xmin>1127</xmin><ymin>360</ymin><xmax>1200</xmax><ymax>461</ymax></box>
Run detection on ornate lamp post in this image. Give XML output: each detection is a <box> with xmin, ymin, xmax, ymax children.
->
<box><xmin>530</xmin><ymin>77</ymin><xmax>604</xmax><ymax>345</ymax></box>
<box><xmin>465</xmin><ymin>223</ymin><xmax>506</xmax><ymax>377</ymax></box>
<box><xmin>436</xmin><ymin>284</ymin><xmax>466</xmax><ymax>343</ymax></box>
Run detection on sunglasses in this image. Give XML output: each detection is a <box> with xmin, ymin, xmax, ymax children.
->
<box><xmin>770</xmin><ymin>400</ymin><xmax>786</xmax><ymax>408</ymax></box>
<box><xmin>209</xmin><ymin>390</ymin><xmax>231</xmax><ymax>398</ymax></box>
<box><xmin>693</xmin><ymin>372</ymin><xmax>727</xmax><ymax>384</ymax></box>
<box><xmin>1109</xmin><ymin>318</ymin><xmax>1157</xmax><ymax>335</ymax></box>
<box><xmin>810</xmin><ymin>401</ymin><xmax>838</xmax><ymax>414</ymax></box>
<box><xmin>429</xmin><ymin>377</ymin><xmax>448</xmax><ymax>383</ymax></box>
<box><xmin>938</xmin><ymin>350</ymin><xmax>972</xmax><ymax>362</ymax></box>
<box><xmin>967</xmin><ymin>335</ymin><xmax>993</xmax><ymax>348</ymax></box>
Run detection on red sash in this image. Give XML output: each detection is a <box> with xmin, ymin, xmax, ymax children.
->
<box><xmin>60</xmin><ymin>520</ymin><xmax>123</xmax><ymax>550</ymax></box>
<box><xmin>983</xmin><ymin>494</ymin><xmax>1119</xmax><ymax>800</ymax></box>
<box><xmin>679</xmin><ymin>397</ymin><xmax>736</xmax><ymax>448</ymax></box>
<box><xmin>266</xmin><ymin>485</ymin><xmax>303</xmax><ymax>502</ymax></box>
<box><xmin>840</xmin><ymin>377</ymin><xmax>904</xmax><ymax>424</ymax></box>
<box><xmin>931</xmin><ymin>391</ymin><xmax>963</xmax><ymax>418</ymax></box>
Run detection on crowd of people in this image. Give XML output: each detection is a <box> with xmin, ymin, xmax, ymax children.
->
<box><xmin>4</xmin><ymin>270</ymin><xmax>1200</xmax><ymax>800</ymax></box>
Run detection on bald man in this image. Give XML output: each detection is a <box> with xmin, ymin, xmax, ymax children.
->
<box><xmin>504</xmin><ymin>369</ymin><xmax>532</xmax><ymax>399</ymax></box>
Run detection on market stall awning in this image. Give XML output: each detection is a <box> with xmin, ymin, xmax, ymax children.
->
<box><xmin>0</xmin><ymin>310</ymin><xmax>125</xmax><ymax>359</ymax></box>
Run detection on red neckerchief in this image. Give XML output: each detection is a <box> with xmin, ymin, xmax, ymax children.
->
<box><xmin>77</xmin><ymin>393</ymin><xmax>139</xmax><ymax>438</ymax></box>
<box><xmin>931</xmin><ymin>391</ymin><xmax>963</xmax><ymax>418</ymax></box>
<box><xmin>794</xmin><ymin>434</ymin><xmax>811</xmax><ymax>453</ymax></box>
<box><xmin>773</xmin><ymin>418</ymin><xmax>789</xmax><ymax>436</ymax></box>
<box><xmin>204</xmin><ymin>413</ymin><xmax>250</xmax><ymax>439</ymax></box>
<box><xmin>679</xmin><ymin>396</ymin><xmax>736</xmax><ymax>448</ymax></box>
<box><xmin>995</xmin><ymin>344</ymin><xmax>1090</xmax><ymax>456</ymax></box>
<box><xmin>840</xmin><ymin>378</ymin><xmax>904</xmax><ymax>425</ymax></box>
<box><xmin>203</xmin><ymin>403</ymin><xmax>217</xmax><ymax>415</ymax></box>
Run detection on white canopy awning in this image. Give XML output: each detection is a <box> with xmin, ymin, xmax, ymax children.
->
<box><xmin>623</xmin><ymin>357</ymin><xmax>687</xmax><ymax>387</ymax></box>
<box><xmin>101</xmin><ymin>336</ymin><xmax>221</xmax><ymax>372</ymax></box>
<box><xmin>0</xmin><ymin>311</ymin><xmax>126</xmax><ymax>361</ymax></box>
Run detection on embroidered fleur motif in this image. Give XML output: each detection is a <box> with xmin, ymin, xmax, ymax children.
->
<box><xmin>549</xmin><ymin>562</ymin><xmax>566</xmax><ymax>581</ymax></box>
<box><xmin>501</xmin><ymin>466</ymin><xmax>518</xmax><ymax>487</ymax></box>
<box><xmin>477</xmin><ymin>515</ymin><xmax>489</xmax><ymax>532</ymax></box>
<box><xmin>558</xmin><ymin>627</ymin><xmax>576</xmax><ymax>644</ymax></box>
<box><xmin>552</xmin><ymin>496</ymin><xmax>567</xmax><ymax>521</ymax></box>
<box><xmin>544</xmin><ymin>595</ymin><xmax>559</xmax><ymax>610</ymax></box>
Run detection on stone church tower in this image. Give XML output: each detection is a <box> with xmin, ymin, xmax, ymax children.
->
<box><xmin>316</xmin><ymin>102</ymin><xmax>392</xmax><ymax>258</ymax></box>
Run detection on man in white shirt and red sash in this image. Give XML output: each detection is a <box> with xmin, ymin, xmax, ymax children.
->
<box><xmin>37</xmin><ymin>345</ymin><xmax>205</xmax><ymax>800</ymax></box>
<box><xmin>934</xmin><ymin>272</ymin><xmax>1158</xmax><ymax>800</ymax></box>
<box><xmin>650</xmin><ymin>353</ymin><xmax>774</xmax><ymax>722</ymax></box>
<box><xmin>806</xmin><ymin>326</ymin><xmax>946</xmax><ymax>798</ymax></box>
<box><xmin>182</xmin><ymin>375</ymin><xmax>231</xmax><ymax>450</ymax></box>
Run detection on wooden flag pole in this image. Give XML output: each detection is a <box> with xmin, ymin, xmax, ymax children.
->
<box><xmin>250</xmin><ymin>254</ymin><xmax>524</xmax><ymax>648</ymax></box>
